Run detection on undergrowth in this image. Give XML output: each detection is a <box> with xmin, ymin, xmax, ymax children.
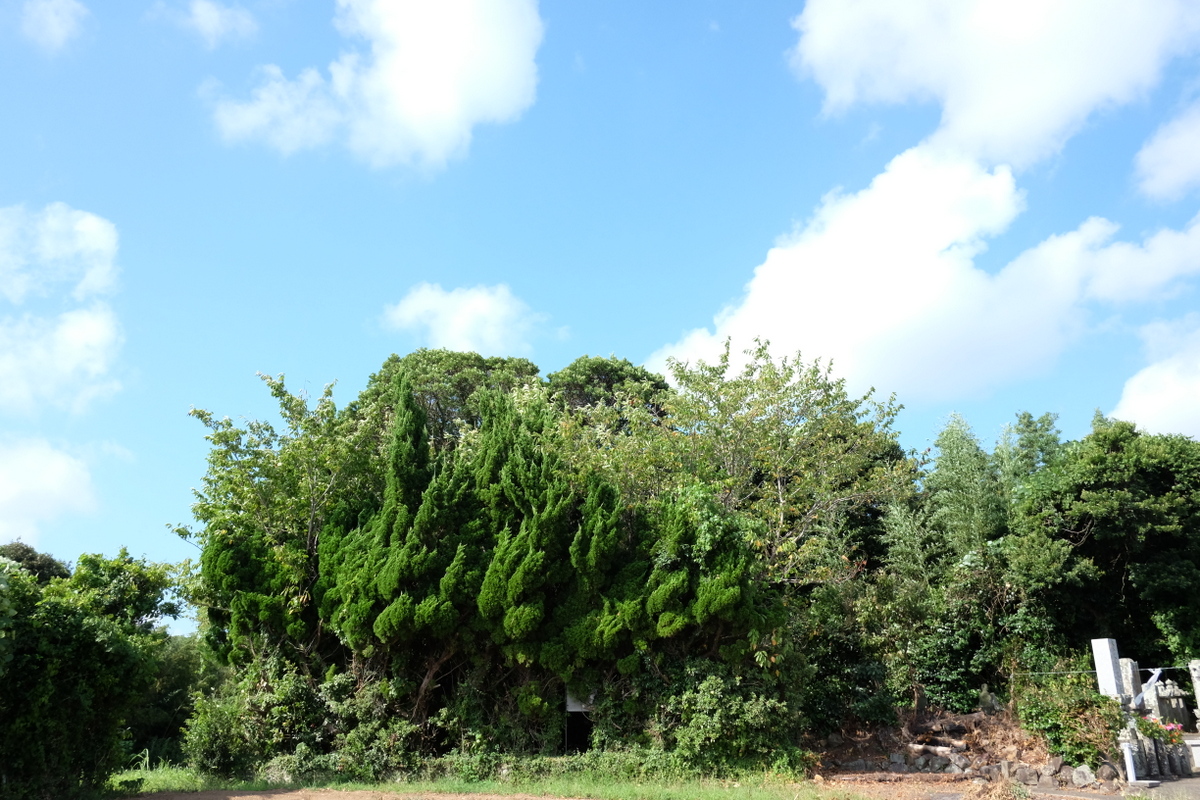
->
<box><xmin>110</xmin><ymin>758</ymin><xmax>821</xmax><ymax>800</ymax></box>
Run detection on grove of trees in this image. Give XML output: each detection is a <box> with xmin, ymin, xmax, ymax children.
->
<box><xmin>4</xmin><ymin>343</ymin><xmax>1200</xmax><ymax>796</ymax></box>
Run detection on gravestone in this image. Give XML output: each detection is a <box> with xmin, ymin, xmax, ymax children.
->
<box><xmin>1092</xmin><ymin>639</ymin><xmax>1122</xmax><ymax>698</ymax></box>
<box><xmin>1120</xmin><ymin>658</ymin><xmax>1142</xmax><ymax>709</ymax></box>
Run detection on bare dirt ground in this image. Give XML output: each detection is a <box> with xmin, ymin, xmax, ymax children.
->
<box><xmin>132</xmin><ymin>779</ymin><xmax>1200</xmax><ymax>800</ymax></box>
<box><xmin>136</xmin><ymin>793</ymin><xmax>584</xmax><ymax>800</ymax></box>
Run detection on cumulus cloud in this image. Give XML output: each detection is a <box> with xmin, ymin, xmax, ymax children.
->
<box><xmin>0</xmin><ymin>437</ymin><xmax>96</xmax><ymax>544</ymax></box>
<box><xmin>384</xmin><ymin>282</ymin><xmax>543</xmax><ymax>355</ymax></box>
<box><xmin>1136</xmin><ymin>100</ymin><xmax>1200</xmax><ymax>201</ymax></box>
<box><xmin>0</xmin><ymin>305</ymin><xmax>122</xmax><ymax>414</ymax></box>
<box><xmin>0</xmin><ymin>202</ymin><xmax>118</xmax><ymax>304</ymax></box>
<box><xmin>21</xmin><ymin>0</ymin><xmax>88</xmax><ymax>53</ymax></box>
<box><xmin>184</xmin><ymin>0</ymin><xmax>257</xmax><ymax>49</ymax></box>
<box><xmin>654</xmin><ymin>1</ymin><xmax>1200</xmax><ymax>402</ymax></box>
<box><xmin>790</xmin><ymin>0</ymin><xmax>1200</xmax><ymax>167</ymax></box>
<box><xmin>214</xmin><ymin>0</ymin><xmax>544</xmax><ymax>168</ymax></box>
<box><xmin>0</xmin><ymin>203</ymin><xmax>123</xmax><ymax>414</ymax></box>
<box><xmin>653</xmin><ymin>159</ymin><xmax>1200</xmax><ymax>401</ymax></box>
<box><xmin>1111</xmin><ymin>317</ymin><xmax>1200</xmax><ymax>438</ymax></box>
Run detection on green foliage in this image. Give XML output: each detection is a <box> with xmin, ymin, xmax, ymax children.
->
<box><xmin>0</xmin><ymin>551</ymin><xmax>180</xmax><ymax>799</ymax></box>
<box><xmin>0</xmin><ymin>541</ymin><xmax>71</xmax><ymax>583</ymax></box>
<box><xmin>658</xmin><ymin>668</ymin><xmax>807</xmax><ymax>775</ymax></box>
<box><xmin>864</xmin><ymin>411</ymin><xmax>1073</xmax><ymax>713</ymax></box>
<box><xmin>176</xmin><ymin>346</ymin><xmax>1200</xmax><ymax>781</ymax></box>
<box><xmin>126</xmin><ymin>633</ymin><xmax>227</xmax><ymax>766</ymax></box>
<box><xmin>1016</xmin><ymin>665</ymin><xmax>1124</xmax><ymax>767</ymax></box>
<box><xmin>360</xmin><ymin>348</ymin><xmax>541</xmax><ymax>451</ymax></box>
<box><xmin>183</xmin><ymin>690</ymin><xmax>258</xmax><ymax>779</ymax></box>
<box><xmin>0</xmin><ymin>557</ymin><xmax>16</xmax><ymax>677</ymax></box>
<box><xmin>1134</xmin><ymin>714</ymin><xmax>1184</xmax><ymax>745</ymax></box>
<box><xmin>1017</xmin><ymin>417</ymin><xmax>1200</xmax><ymax>661</ymax></box>
<box><xmin>547</xmin><ymin>354</ymin><xmax>669</xmax><ymax>423</ymax></box>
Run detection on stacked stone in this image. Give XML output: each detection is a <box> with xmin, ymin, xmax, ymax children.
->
<box><xmin>830</xmin><ymin>751</ymin><xmax>1119</xmax><ymax>790</ymax></box>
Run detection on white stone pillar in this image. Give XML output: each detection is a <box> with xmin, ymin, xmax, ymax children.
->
<box><xmin>1093</xmin><ymin>638</ymin><xmax>1122</xmax><ymax>698</ymax></box>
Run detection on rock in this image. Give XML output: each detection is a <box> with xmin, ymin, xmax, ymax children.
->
<box><xmin>1058</xmin><ymin>764</ymin><xmax>1075</xmax><ymax>780</ymax></box>
<box><xmin>889</xmin><ymin>752</ymin><xmax>906</xmax><ymax>764</ymax></box>
<box><xmin>1038</xmin><ymin>774</ymin><xmax>1058</xmax><ymax>789</ymax></box>
<box><xmin>914</xmin><ymin>756</ymin><xmax>928</xmax><ymax>769</ymax></box>
<box><xmin>929</xmin><ymin>756</ymin><xmax>951</xmax><ymax>771</ymax></box>
<box><xmin>1097</xmin><ymin>763</ymin><xmax>1118</xmax><ymax>781</ymax></box>
<box><xmin>1041</xmin><ymin>756</ymin><xmax>1063</xmax><ymax>777</ymax></box>
<box><xmin>1072</xmin><ymin>764</ymin><xmax>1096</xmax><ymax>787</ymax></box>
<box><xmin>947</xmin><ymin>764</ymin><xmax>964</xmax><ymax>774</ymax></box>
<box><xmin>889</xmin><ymin>763</ymin><xmax>910</xmax><ymax>774</ymax></box>
<box><xmin>826</xmin><ymin>732</ymin><xmax>844</xmax><ymax>747</ymax></box>
<box><xmin>1016</xmin><ymin>767</ymin><xmax>1039</xmax><ymax>785</ymax></box>
<box><xmin>949</xmin><ymin>753</ymin><xmax>970</xmax><ymax>770</ymax></box>
<box><xmin>843</xmin><ymin>759</ymin><xmax>866</xmax><ymax>772</ymax></box>
<box><xmin>1101</xmin><ymin>779</ymin><xmax>1119</xmax><ymax>794</ymax></box>
<box><xmin>1000</xmin><ymin>760</ymin><xmax>1012</xmax><ymax>780</ymax></box>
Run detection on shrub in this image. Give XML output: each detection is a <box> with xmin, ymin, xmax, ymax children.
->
<box><xmin>1016</xmin><ymin>666</ymin><xmax>1123</xmax><ymax>767</ymax></box>
<box><xmin>182</xmin><ymin>691</ymin><xmax>258</xmax><ymax>779</ymax></box>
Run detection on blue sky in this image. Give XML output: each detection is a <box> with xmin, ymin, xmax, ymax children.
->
<box><xmin>4</xmin><ymin>0</ymin><xmax>1200</xmax><ymax>575</ymax></box>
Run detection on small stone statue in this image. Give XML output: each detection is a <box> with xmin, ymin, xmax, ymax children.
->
<box><xmin>979</xmin><ymin>683</ymin><xmax>1002</xmax><ymax>714</ymax></box>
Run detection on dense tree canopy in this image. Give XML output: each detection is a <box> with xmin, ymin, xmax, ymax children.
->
<box><xmin>0</xmin><ymin>549</ymin><xmax>181</xmax><ymax>799</ymax></box>
<box><xmin>10</xmin><ymin>342</ymin><xmax>1195</xmax><ymax>790</ymax></box>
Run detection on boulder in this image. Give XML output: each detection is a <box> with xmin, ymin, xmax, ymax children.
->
<box><xmin>826</xmin><ymin>732</ymin><xmax>844</xmax><ymax>747</ymax></box>
<box><xmin>1016</xmin><ymin>766</ymin><xmax>1039</xmax><ymax>785</ymax></box>
<box><xmin>1097</xmin><ymin>762</ymin><xmax>1119</xmax><ymax>781</ymax></box>
<box><xmin>1038</xmin><ymin>774</ymin><xmax>1059</xmax><ymax>789</ymax></box>
<box><xmin>1072</xmin><ymin>764</ymin><xmax>1096</xmax><ymax>787</ymax></box>
<box><xmin>1042</xmin><ymin>756</ymin><xmax>1064</xmax><ymax>776</ymax></box>
<box><xmin>843</xmin><ymin>759</ymin><xmax>867</xmax><ymax>772</ymax></box>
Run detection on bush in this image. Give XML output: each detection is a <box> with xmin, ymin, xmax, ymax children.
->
<box><xmin>1016</xmin><ymin>666</ymin><xmax>1124</xmax><ymax>767</ymax></box>
<box><xmin>0</xmin><ymin>559</ymin><xmax>165</xmax><ymax>799</ymax></box>
<box><xmin>183</xmin><ymin>691</ymin><xmax>258</xmax><ymax>779</ymax></box>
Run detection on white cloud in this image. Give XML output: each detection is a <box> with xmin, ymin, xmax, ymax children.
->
<box><xmin>791</xmin><ymin>0</ymin><xmax>1200</xmax><ymax>167</ymax></box>
<box><xmin>21</xmin><ymin>0</ymin><xmax>89</xmax><ymax>53</ymax></box>
<box><xmin>0</xmin><ymin>304</ymin><xmax>122</xmax><ymax>414</ymax></box>
<box><xmin>384</xmin><ymin>282</ymin><xmax>542</xmax><ymax>355</ymax></box>
<box><xmin>184</xmin><ymin>0</ymin><xmax>257</xmax><ymax>49</ymax></box>
<box><xmin>214</xmin><ymin>0</ymin><xmax>544</xmax><ymax>168</ymax></box>
<box><xmin>0</xmin><ymin>202</ymin><xmax>118</xmax><ymax>304</ymax></box>
<box><xmin>0</xmin><ymin>437</ymin><xmax>96</xmax><ymax>545</ymax></box>
<box><xmin>1111</xmin><ymin>317</ymin><xmax>1200</xmax><ymax>437</ymax></box>
<box><xmin>650</xmin><ymin>148</ymin><xmax>1200</xmax><ymax>401</ymax></box>
<box><xmin>1136</xmin><ymin>100</ymin><xmax>1200</xmax><ymax>200</ymax></box>
<box><xmin>0</xmin><ymin>203</ymin><xmax>123</xmax><ymax>414</ymax></box>
<box><xmin>654</xmin><ymin>1</ymin><xmax>1200</xmax><ymax>402</ymax></box>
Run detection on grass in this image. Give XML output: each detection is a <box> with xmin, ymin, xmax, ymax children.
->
<box><xmin>109</xmin><ymin>765</ymin><xmax>827</xmax><ymax>800</ymax></box>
